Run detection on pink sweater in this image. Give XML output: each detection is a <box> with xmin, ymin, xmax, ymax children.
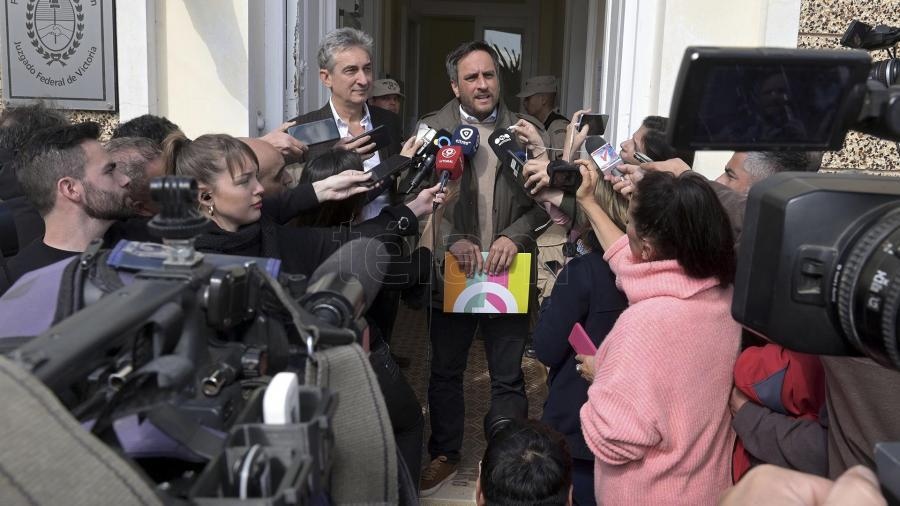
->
<box><xmin>580</xmin><ymin>235</ymin><xmax>741</xmax><ymax>505</ymax></box>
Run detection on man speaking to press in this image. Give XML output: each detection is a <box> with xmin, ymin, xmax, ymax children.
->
<box><xmin>414</xmin><ymin>40</ymin><xmax>550</xmax><ymax>495</ymax></box>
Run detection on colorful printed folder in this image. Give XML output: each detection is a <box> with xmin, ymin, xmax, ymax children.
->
<box><xmin>443</xmin><ymin>253</ymin><xmax>532</xmax><ymax>313</ymax></box>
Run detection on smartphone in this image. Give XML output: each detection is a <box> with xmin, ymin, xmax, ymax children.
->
<box><xmin>344</xmin><ymin>125</ymin><xmax>393</xmax><ymax>153</ymax></box>
<box><xmin>362</xmin><ymin>154</ymin><xmax>412</xmax><ymax>188</ymax></box>
<box><xmin>576</xmin><ymin>113</ymin><xmax>609</xmax><ymax>136</ymax></box>
<box><xmin>287</xmin><ymin>118</ymin><xmax>341</xmax><ymax>145</ymax></box>
<box><xmin>634</xmin><ymin>152</ymin><xmax>654</xmax><ymax>164</ymax></box>
<box><xmin>568</xmin><ymin>322</ymin><xmax>598</xmax><ymax>356</ymax></box>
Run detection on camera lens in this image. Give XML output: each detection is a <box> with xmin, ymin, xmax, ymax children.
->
<box><xmin>836</xmin><ymin>207</ymin><xmax>900</xmax><ymax>369</ymax></box>
<box><xmin>870</xmin><ymin>58</ymin><xmax>900</xmax><ymax>87</ymax></box>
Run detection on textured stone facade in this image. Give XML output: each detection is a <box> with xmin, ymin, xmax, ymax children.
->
<box><xmin>798</xmin><ymin>0</ymin><xmax>900</xmax><ymax>173</ymax></box>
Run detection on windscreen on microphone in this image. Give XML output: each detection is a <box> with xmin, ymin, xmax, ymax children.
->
<box><xmin>583</xmin><ymin>135</ymin><xmax>609</xmax><ymax>154</ymax></box>
<box><xmin>452</xmin><ymin>125</ymin><xmax>480</xmax><ymax>158</ymax></box>
<box><xmin>305</xmin><ymin>237</ymin><xmax>388</xmax><ymax>321</ymax></box>
<box><xmin>488</xmin><ymin>129</ymin><xmax>524</xmax><ymax>163</ymax></box>
<box><xmin>434</xmin><ymin>145</ymin><xmax>464</xmax><ymax>181</ymax></box>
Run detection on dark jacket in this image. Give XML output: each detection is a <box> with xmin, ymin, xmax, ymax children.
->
<box><xmin>193</xmin><ymin>204</ymin><xmax>418</xmax><ymax>278</ymax></box>
<box><xmin>418</xmin><ymin>99</ymin><xmax>551</xmax><ymax>302</ymax></box>
<box><xmin>532</xmin><ymin>251</ymin><xmax>627</xmax><ymax>460</ymax></box>
<box><xmin>0</xmin><ymin>160</ymin><xmax>43</xmax><ymax>255</ymax></box>
<box><xmin>289</xmin><ymin>103</ymin><xmax>403</xmax><ymax>165</ymax></box>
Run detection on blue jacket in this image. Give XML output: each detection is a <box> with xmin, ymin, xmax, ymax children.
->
<box><xmin>533</xmin><ymin>251</ymin><xmax>627</xmax><ymax>460</ymax></box>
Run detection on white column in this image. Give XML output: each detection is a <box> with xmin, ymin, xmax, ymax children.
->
<box><xmin>115</xmin><ymin>0</ymin><xmax>156</xmax><ymax>121</ymax></box>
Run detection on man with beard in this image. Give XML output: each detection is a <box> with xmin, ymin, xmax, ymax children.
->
<box><xmin>5</xmin><ymin>122</ymin><xmax>132</xmax><ymax>286</ymax></box>
<box><xmin>417</xmin><ymin>41</ymin><xmax>550</xmax><ymax>496</ymax></box>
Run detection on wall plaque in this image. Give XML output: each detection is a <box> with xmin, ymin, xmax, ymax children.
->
<box><xmin>0</xmin><ymin>0</ymin><xmax>116</xmax><ymax>110</ymax></box>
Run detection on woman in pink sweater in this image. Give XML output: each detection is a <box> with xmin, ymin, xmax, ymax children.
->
<box><xmin>575</xmin><ymin>166</ymin><xmax>741</xmax><ymax>505</ymax></box>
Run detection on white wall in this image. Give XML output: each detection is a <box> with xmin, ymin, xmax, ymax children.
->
<box><xmin>601</xmin><ymin>0</ymin><xmax>802</xmax><ymax>178</ymax></box>
<box><xmin>156</xmin><ymin>0</ymin><xmax>251</xmax><ymax>138</ymax></box>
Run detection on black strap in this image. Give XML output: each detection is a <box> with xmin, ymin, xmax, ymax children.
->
<box><xmin>53</xmin><ymin>244</ymin><xmax>123</xmax><ymax>325</ymax></box>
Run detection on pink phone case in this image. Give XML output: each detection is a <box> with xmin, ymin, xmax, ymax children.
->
<box><xmin>568</xmin><ymin>323</ymin><xmax>598</xmax><ymax>356</ymax></box>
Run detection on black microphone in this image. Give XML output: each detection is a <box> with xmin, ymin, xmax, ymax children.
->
<box><xmin>405</xmin><ymin>128</ymin><xmax>452</xmax><ymax>194</ymax></box>
<box><xmin>301</xmin><ymin>237</ymin><xmax>388</xmax><ymax>328</ymax></box>
<box><xmin>583</xmin><ymin>135</ymin><xmax>608</xmax><ymax>154</ymax></box>
<box><xmin>488</xmin><ymin>129</ymin><xmax>526</xmax><ymax>183</ymax></box>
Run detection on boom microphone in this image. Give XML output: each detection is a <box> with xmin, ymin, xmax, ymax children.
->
<box><xmin>302</xmin><ymin>237</ymin><xmax>388</xmax><ymax>328</ymax></box>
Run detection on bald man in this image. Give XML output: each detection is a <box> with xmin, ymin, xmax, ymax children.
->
<box><xmin>242</xmin><ymin>137</ymin><xmax>294</xmax><ymax>195</ymax></box>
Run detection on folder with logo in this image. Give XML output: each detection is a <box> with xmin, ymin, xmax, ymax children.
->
<box><xmin>443</xmin><ymin>253</ymin><xmax>531</xmax><ymax>314</ymax></box>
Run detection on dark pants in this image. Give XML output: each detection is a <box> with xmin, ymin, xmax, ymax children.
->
<box><xmin>369</xmin><ymin>335</ymin><xmax>424</xmax><ymax>487</ymax></box>
<box><xmin>427</xmin><ymin>311</ymin><xmax>528</xmax><ymax>462</ymax></box>
<box><xmin>572</xmin><ymin>457</ymin><xmax>596</xmax><ymax>506</ymax></box>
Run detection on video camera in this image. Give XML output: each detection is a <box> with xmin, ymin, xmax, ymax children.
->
<box><xmin>668</xmin><ymin>31</ymin><xmax>900</xmax><ymax>370</ymax></box>
<box><xmin>669</xmin><ymin>22</ymin><xmax>900</xmax><ymax>499</ymax></box>
<box><xmin>4</xmin><ymin>177</ymin><xmax>396</xmax><ymax>502</ymax></box>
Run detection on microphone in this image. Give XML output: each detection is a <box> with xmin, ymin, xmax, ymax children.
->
<box><xmin>405</xmin><ymin>128</ymin><xmax>453</xmax><ymax>194</ymax></box>
<box><xmin>584</xmin><ymin>136</ymin><xmax>623</xmax><ymax>177</ymax></box>
<box><xmin>488</xmin><ymin>129</ymin><xmax>526</xmax><ymax>183</ymax></box>
<box><xmin>433</xmin><ymin>145</ymin><xmax>464</xmax><ymax>210</ymax></box>
<box><xmin>451</xmin><ymin>125</ymin><xmax>480</xmax><ymax>158</ymax></box>
<box><xmin>301</xmin><ymin>237</ymin><xmax>388</xmax><ymax>328</ymax></box>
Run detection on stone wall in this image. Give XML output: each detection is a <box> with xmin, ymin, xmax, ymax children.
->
<box><xmin>798</xmin><ymin>0</ymin><xmax>900</xmax><ymax>173</ymax></box>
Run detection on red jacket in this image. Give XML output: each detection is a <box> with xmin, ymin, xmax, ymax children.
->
<box><xmin>732</xmin><ymin>344</ymin><xmax>826</xmax><ymax>481</ymax></box>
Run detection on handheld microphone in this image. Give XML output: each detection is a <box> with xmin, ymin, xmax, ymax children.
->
<box><xmin>488</xmin><ymin>129</ymin><xmax>526</xmax><ymax>182</ymax></box>
<box><xmin>433</xmin><ymin>145</ymin><xmax>464</xmax><ymax>210</ymax></box>
<box><xmin>406</xmin><ymin>128</ymin><xmax>453</xmax><ymax>194</ymax></box>
<box><xmin>451</xmin><ymin>125</ymin><xmax>480</xmax><ymax>158</ymax></box>
<box><xmin>584</xmin><ymin>136</ymin><xmax>623</xmax><ymax>177</ymax></box>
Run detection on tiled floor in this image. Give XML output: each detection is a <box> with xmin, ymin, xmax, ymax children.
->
<box><xmin>389</xmin><ymin>304</ymin><xmax>549</xmax><ymax>504</ymax></box>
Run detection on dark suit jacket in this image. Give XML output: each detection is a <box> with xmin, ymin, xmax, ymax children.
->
<box><xmin>290</xmin><ymin>102</ymin><xmax>403</xmax><ymax>164</ymax></box>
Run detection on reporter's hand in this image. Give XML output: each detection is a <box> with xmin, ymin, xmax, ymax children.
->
<box><xmin>532</xmin><ymin>187</ymin><xmax>564</xmax><ymax>207</ymax></box>
<box><xmin>260</xmin><ymin>121</ymin><xmax>309</xmax><ymax>163</ymax></box>
<box><xmin>719</xmin><ymin>465</ymin><xmax>885</xmax><ymax>506</ymax></box>
<box><xmin>312</xmin><ymin>170</ymin><xmax>372</xmax><ymax>202</ymax></box>
<box><xmin>509</xmin><ymin>119</ymin><xmax>546</xmax><ymax>156</ymax></box>
<box><xmin>523</xmin><ymin>159</ymin><xmax>551</xmax><ymax>194</ymax></box>
<box><xmin>608</xmin><ymin>163</ymin><xmax>645</xmax><ymax>197</ymax></box>
<box><xmin>335</xmin><ymin>134</ymin><xmax>377</xmax><ymax>160</ymax></box>
<box><xmin>449</xmin><ymin>238</ymin><xmax>483</xmax><ymax>278</ymax></box>
<box><xmin>575</xmin><ymin>354</ymin><xmax>595</xmax><ymax>382</ymax></box>
<box><xmin>400</xmin><ymin>135</ymin><xmax>423</xmax><ymax>158</ymax></box>
<box><xmin>484</xmin><ymin>236</ymin><xmax>518</xmax><ymax>275</ymax></box>
<box><xmin>563</xmin><ymin>109</ymin><xmax>591</xmax><ymax>162</ymax></box>
<box><xmin>574</xmin><ymin>160</ymin><xmax>600</xmax><ymax>204</ymax></box>
<box><xmin>406</xmin><ymin>182</ymin><xmax>445</xmax><ymax>218</ymax></box>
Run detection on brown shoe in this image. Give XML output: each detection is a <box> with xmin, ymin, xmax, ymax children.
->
<box><xmin>419</xmin><ymin>455</ymin><xmax>458</xmax><ymax>497</ymax></box>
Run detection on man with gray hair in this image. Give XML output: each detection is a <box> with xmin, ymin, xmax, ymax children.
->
<box><xmin>289</xmin><ymin>27</ymin><xmax>403</xmax><ymax>217</ymax></box>
<box><xmin>716</xmin><ymin>150</ymin><xmax>823</xmax><ymax>196</ymax></box>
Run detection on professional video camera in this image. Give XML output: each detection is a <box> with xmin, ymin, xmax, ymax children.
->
<box><xmin>667</xmin><ymin>40</ymin><xmax>900</xmax><ymax>369</ymax></box>
<box><xmin>2</xmin><ymin>177</ymin><xmax>403</xmax><ymax>503</ymax></box>
<box><xmin>668</xmin><ymin>35</ymin><xmax>900</xmax><ymax>499</ymax></box>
